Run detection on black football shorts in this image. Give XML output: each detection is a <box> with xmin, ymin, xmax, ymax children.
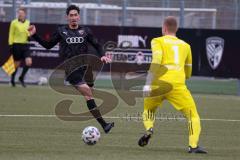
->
<box><xmin>12</xmin><ymin>43</ymin><xmax>31</xmax><ymax>61</ymax></box>
<box><xmin>65</xmin><ymin>65</ymin><xmax>94</xmax><ymax>87</ymax></box>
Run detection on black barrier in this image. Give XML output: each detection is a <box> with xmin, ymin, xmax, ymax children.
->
<box><xmin>0</xmin><ymin>22</ymin><xmax>239</xmax><ymax>78</ymax></box>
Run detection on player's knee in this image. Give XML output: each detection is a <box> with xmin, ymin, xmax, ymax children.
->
<box><xmin>14</xmin><ymin>61</ymin><xmax>21</xmax><ymax>68</ymax></box>
<box><xmin>25</xmin><ymin>58</ymin><xmax>32</xmax><ymax>66</ymax></box>
<box><xmin>26</xmin><ymin>62</ymin><xmax>32</xmax><ymax>66</ymax></box>
<box><xmin>191</xmin><ymin>109</ymin><xmax>200</xmax><ymax>120</ymax></box>
<box><xmin>77</xmin><ymin>84</ymin><xmax>93</xmax><ymax>99</ymax></box>
<box><xmin>142</xmin><ymin>109</ymin><xmax>155</xmax><ymax>121</ymax></box>
<box><xmin>84</xmin><ymin>95</ymin><xmax>93</xmax><ymax>101</ymax></box>
<box><xmin>191</xmin><ymin>116</ymin><xmax>200</xmax><ymax>123</ymax></box>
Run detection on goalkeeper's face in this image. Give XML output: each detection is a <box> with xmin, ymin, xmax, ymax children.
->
<box><xmin>67</xmin><ymin>10</ymin><xmax>80</xmax><ymax>28</ymax></box>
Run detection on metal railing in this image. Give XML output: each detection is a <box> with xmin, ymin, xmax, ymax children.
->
<box><xmin>0</xmin><ymin>0</ymin><xmax>239</xmax><ymax>29</ymax></box>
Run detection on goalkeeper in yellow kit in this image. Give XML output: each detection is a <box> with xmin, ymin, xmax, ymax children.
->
<box><xmin>138</xmin><ymin>16</ymin><xmax>207</xmax><ymax>154</ymax></box>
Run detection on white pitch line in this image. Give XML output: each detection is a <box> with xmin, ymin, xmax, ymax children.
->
<box><xmin>0</xmin><ymin>115</ymin><xmax>240</xmax><ymax>122</ymax></box>
<box><xmin>105</xmin><ymin>116</ymin><xmax>240</xmax><ymax>122</ymax></box>
<box><xmin>0</xmin><ymin>115</ymin><xmax>56</xmax><ymax>117</ymax></box>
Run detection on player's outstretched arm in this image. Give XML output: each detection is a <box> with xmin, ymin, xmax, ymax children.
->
<box><xmin>86</xmin><ymin>27</ymin><xmax>111</xmax><ymax>64</ymax></box>
<box><xmin>8</xmin><ymin>21</ymin><xmax>15</xmax><ymax>46</ymax></box>
<box><xmin>8</xmin><ymin>21</ymin><xmax>15</xmax><ymax>54</ymax></box>
<box><xmin>149</xmin><ymin>38</ymin><xmax>163</xmax><ymax>75</ymax></box>
<box><xmin>185</xmin><ymin>45</ymin><xmax>192</xmax><ymax>79</ymax></box>
<box><xmin>28</xmin><ymin>25</ymin><xmax>36</xmax><ymax>36</ymax></box>
<box><xmin>28</xmin><ymin>25</ymin><xmax>60</xmax><ymax>49</ymax></box>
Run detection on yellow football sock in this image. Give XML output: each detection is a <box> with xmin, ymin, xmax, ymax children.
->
<box><xmin>181</xmin><ymin>107</ymin><xmax>201</xmax><ymax>148</ymax></box>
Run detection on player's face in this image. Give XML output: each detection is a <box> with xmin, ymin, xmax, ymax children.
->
<box><xmin>18</xmin><ymin>10</ymin><xmax>26</xmax><ymax>21</ymax></box>
<box><xmin>67</xmin><ymin>10</ymin><xmax>80</xmax><ymax>28</ymax></box>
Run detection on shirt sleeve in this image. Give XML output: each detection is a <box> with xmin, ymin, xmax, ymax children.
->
<box><xmin>184</xmin><ymin>45</ymin><xmax>192</xmax><ymax>79</ymax></box>
<box><xmin>86</xmin><ymin>27</ymin><xmax>104</xmax><ymax>57</ymax></box>
<box><xmin>8</xmin><ymin>21</ymin><xmax>15</xmax><ymax>45</ymax></box>
<box><xmin>149</xmin><ymin>38</ymin><xmax>163</xmax><ymax>75</ymax></box>
<box><xmin>32</xmin><ymin>29</ymin><xmax>61</xmax><ymax>49</ymax></box>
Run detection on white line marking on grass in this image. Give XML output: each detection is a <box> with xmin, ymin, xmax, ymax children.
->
<box><xmin>0</xmin><ymin>115</ymin><xmax>240</xmax><ymax>122</ymax></box>
<box><xmin>105</xmin><ymin>116</ymin><xmax>240</xmax><ymax>122</ymax></box>
<box><xmin>0</xmin><ymin>115</ymin><xmax>56</xmax><ymax>117</ymax></box>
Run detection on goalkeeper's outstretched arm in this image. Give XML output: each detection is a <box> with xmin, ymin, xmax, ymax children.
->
<box><xmin>185</xmin><ymin>45</ymin><xmax>192</xmax><ymax>79</ymax></box>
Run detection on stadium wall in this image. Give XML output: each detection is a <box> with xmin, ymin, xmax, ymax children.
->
<box><xmin>0</xmin><ymin>22</ymin><xmax>239</xmax><ymax>78</ymax></box>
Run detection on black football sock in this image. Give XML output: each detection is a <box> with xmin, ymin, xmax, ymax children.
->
<box><xmin>11</xmin><ymin>68</ymin><xmax>18</xmax><ymax>83</ymax></box>
<box><xmin>87</xmin><ymin>99</ymin><xmax>107</xmax><ymax>128</ymax></box>
<box><xmin>19</xmin><ymin>66</ymin><xmax>29</xmax><ymax>80</ymax></box>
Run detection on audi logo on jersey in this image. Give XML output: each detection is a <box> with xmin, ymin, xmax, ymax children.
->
<box><xmin>66</xmin><ymin>37</ymin><xmax>84</xmax><ymax>44</ymax></box>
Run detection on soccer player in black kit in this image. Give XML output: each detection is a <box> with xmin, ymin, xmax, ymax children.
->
<box><xmin>28</xmin><ymin>5</ymin><xmax>114</xmax><ymax>133</ymax></box>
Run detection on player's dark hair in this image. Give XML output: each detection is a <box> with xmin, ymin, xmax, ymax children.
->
<box><xmin>163</xmin><ymin>16</ymin><xmax>178</xmax><ymax>33</ymax></box>
<box><xmin>66</xmin><ymin>5</ymin><xmax>80</xmax><ymax>15</ymax></box>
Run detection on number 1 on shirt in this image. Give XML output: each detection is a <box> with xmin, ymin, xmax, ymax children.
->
<box><xmin>172</xmin><ymin>46</ymin><xmax>179</xmax><ymax>65</ymax></box>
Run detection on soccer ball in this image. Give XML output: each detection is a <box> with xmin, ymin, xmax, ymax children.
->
<box><xmin>38</xmin><ymin>76</ymin><xmax>48</xmax><ymax>85</ymax></box>
<box><xmin>82</xmin><ymin>126</ymin><xmax>101</xmax><ymax>145</ymax></box>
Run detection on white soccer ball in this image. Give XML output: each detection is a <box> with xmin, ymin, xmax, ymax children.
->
<box><xmin>38</xmin><ymin>76</ymin><xmax>48</xmax><ymax>85</ymax></box>
<box><xmin>82</xmin><ymin>126</ymin><xmax>101</xmax><ymax>145</ymax></box>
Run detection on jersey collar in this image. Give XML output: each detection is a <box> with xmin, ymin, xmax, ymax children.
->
<box><xmin>68</xmin><ymin>25</ymin><xmax>82</xmax><ymax>30</ymax></box>
<box><xmin>164</xmin><ymin>35</ymin><xmax>178</xmax><ymax>39</ymax></box>
<box><xmin>18</xmin><ymin>19</ymin><xmax>26</xmax><ymax>23</ymax></box>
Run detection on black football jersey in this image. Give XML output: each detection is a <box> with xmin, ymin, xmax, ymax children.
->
<box><xmin>32</xmin><ymin>25</ymin><xmax>104</xmax><ymax>60</ymax></box>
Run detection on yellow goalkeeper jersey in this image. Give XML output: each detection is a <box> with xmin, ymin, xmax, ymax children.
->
<box><xmin>149</xmin><ymin>35</ymin><xmax>192</xmax><ymax>84</ymax></box>
<box><xmin>8</xmin><ymin>19</ymin><xmax>30</xmax><ymax>45</ymax></box>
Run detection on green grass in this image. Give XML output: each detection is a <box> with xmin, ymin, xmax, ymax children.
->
<box><xmin>0</xmin><ymin>84</ymin><xmax>240</xmax><ymax>160</ymax></box>
<box><xmin>93</xmin><ymin>77</ymin><xmax>239</xmax><ymax>95</ymax></box>
<box><xmin>186</xmin><ymin>78</ymin><xmax>238</xmax><ymax>95</ymax></box>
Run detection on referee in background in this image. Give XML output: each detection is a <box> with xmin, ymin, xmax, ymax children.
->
<box><xmin>8</xmin><ymin>7</ymin><xmax>32</xmax><ymax>87</ymax></box>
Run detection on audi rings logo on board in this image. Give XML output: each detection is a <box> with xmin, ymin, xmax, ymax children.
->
<box><xmin>66</xmin><ymin>37</ymin><xmax>84</xmax><ymax>44</ymax></box>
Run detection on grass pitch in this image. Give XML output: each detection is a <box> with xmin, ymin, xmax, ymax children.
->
<box><xmin>0</xmin><ymin>83</ymin><xmax>240</xmax><ymax>160</ymax></box>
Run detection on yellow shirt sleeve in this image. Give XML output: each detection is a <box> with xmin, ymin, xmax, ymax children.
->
<box><xmin>184</xmin><ymin>45</ymin><xmax>192</xmax><ymax>79</ymax></box>
<box><xmin>8</xmin><ymin>20</ymin><xmax>15</xmax><ymax>45</ymax></box>
<box><xmin>149</xmin><ymin>38</ymin><xmax>163</xmax><ymax>75</ymax></box>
